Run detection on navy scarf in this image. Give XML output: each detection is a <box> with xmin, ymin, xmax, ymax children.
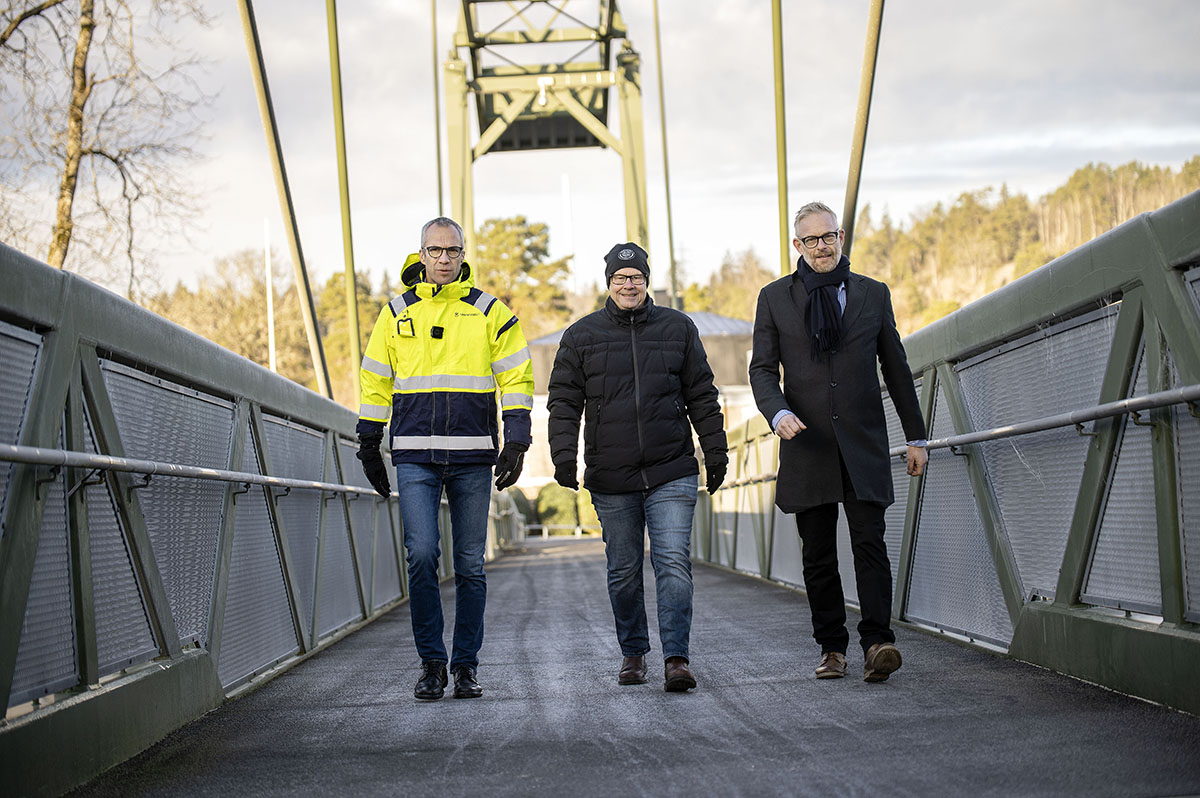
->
<box><xmin>799</xmin><ymin>254</ymin><xmax>850</xmax><ymax>360</ymax></box>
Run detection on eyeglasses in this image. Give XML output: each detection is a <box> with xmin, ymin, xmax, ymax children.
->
<box><xmin>798</xmin><ymin>231</ymin><xmax>840</xmax><ymax>249</ymax></box>
<box><xmin>424</xmin><ymin>245</ymin><xmax>464</xmax><ymax>259</ymax></box>
<box><xmin>610</xmin><ymin>273</ymin><xmax>647</xmax><ymax>286</ymax></box>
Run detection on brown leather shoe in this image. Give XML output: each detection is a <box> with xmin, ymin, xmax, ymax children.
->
<box><xmin>863</xmin><ymin>642</ymin><xmax>902</xmax><ymax>683</ymax></box>
<box><xmin>663</xmin><ymin>656</ymin><xmax>696</xmax><ymax>692</ymax></box>
<box><xmin>815</xmin><ymin>650</ymin><xmax>847</xmax><ymax>679</ymax></box>
<box><xmin>618</xmin><ymin>655</ymin><xmax>648</xmax><ymax>685</ymax></box>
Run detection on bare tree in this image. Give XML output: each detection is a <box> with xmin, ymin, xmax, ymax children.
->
<box><xmin>0</xmin><ymin>0</ymin><xmax>210</xmax><ymax>296</ymax></box>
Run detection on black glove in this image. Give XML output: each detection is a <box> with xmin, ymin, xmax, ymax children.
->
<box><xmin>706</xmin><ymin>461</ymin><xmax>726</xmax><ymax>495</ymax></box>
<box><xmin>554</xmin><ymin>463</ymin><xmax>578</xmax><ymax>491</ymax></box>
<box><xmin>356</xmin><ymin>433</ymin><xmax>391</xmax><ymax>498</ymax></box>
<box><xmin>494</xmin><ymin>441</ymin><xmax>528</xmax><ymax>491</ymax></box>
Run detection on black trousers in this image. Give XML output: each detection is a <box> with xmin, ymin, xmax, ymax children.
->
<box><xmin>794</xmin><ymin>456</ymin><xmax>896</xmax><ymax>655</ymax></box>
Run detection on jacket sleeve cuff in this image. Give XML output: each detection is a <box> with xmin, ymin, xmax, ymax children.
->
<box><xmin>771</xmin><ymin>409</ymin><xmax>796</xmax><ymax>431</ymax></box>
<box><xmin>356</xmin><ymin>419</ymin><xmax>385</xmax><ymax>439</ymax></box>
<box><xmin>502</xmin><ymin>408</ymin><xmax>532</xmax><ymax>447</ymax></box>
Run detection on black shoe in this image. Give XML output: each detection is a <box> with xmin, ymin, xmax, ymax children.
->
<box><xmin>414</xmin><ymin>660</ymin><xmax>448</xmax><ymax>700</ymax></box>
<box><xmin>452</xmin><ymin>665</ymin><xmax>483</xmax><ymax>699</ymax></box>
<box><xmin>664</xmin><ymin>656</ymin><xmax>697</xmax><ymax>692</ymax></box>
<box><xmin>618</xmin><ymin>655</ymin><xmax>648</xmax><ymax>685</ymax></box>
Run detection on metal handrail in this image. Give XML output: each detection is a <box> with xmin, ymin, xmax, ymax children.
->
<box><xmin>888</xmin><ymin>382</ymin><xmax>1200</xmax><ymax>456</ymax></box>
<box><xmin>0</xmin><ymin>442</ymin><xmax>381</xmax><ymax>497</ymax></box>
<box><xmin>712</xmin><ymin>383</ymin><xmax>1200</xmax><ymax>491</ymax></box>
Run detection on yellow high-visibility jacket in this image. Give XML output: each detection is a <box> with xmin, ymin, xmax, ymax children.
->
<box><xmin>357</xmin><ymin>259</ymin><xmax>533</xmax><ymax>464</ymax></box>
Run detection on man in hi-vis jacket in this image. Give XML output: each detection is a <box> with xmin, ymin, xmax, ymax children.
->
<box><xmin>357</xmin><ymin>217</ymin><xmax>534</xmax><ymax>701</ymax></box>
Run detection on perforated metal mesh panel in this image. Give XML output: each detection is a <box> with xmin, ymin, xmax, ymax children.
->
<box><xmin>83</xmin><ymin>411</ymin><xmax>157</xmax><ymax>675</ymax></box>
<box><xmin>372</xmin><ymin>503</ymin><xmax>401</xmax><ymax>609</ymax></box>
<box><xmin>217</xmin><ymin>422</ymin><xmax>298</xmax><ymax>689</ymax></box>
<box><xmin>882</xmin><ymin>380</ymin><xmax>921</xmax><ymax>590</ymax></box>
<box><xmin>101</xmin><ymin>362</ymin><xmax>232</xmax><ymax>646</ymax></box>
<box><xmin>734</xmin><ymin>485</ymin><xmax>762</xmax><ymax>577</ymax></box>
<box><xmin>317</xmin><ymin>478</ymin><xmax>362</xmax><ymax>637</ymax></box>
<box><xmin>439</xmin><ymin>503</ymin><xmax>455</xmax><ymax>579</ymax></box>
<box><xmin>390</xmin><ymin>497</ymin><xmax>408</xmax><ymax>598</ymax></box>
<box><xmin>1182</xmin><ymin>268</ymin><xmax>1200</xmax><ymax>621</ymax></box>
<box><xmin>9</xmin><ymin>433</ymin><xmax>77</xmax><ymax>706</ymax></box>
<box><xmin>743</xmin><ymin>481</ymin><xmax>776</xmax><ymax>579</ymax></box>
<box><xmin>0</xmin><ymin>321</ymin><xmax>41</xmax><ymax>538</ymax></box>
<box><xmin>770</xmin><ymin>506</ymin><xmax>804</xmax><ymax>587</ymax></box>
<box><xmin>339</xmin><ymin>439</ymin><xmax>375</xmax><ymax>602</ymax></box>
<box><xmin>1084</xmin><ymin>350</ymin><xmax>1162</xmax><ymax>612</ymax></box>
<box><xmin>835</xmin><ymin>510</ymin><xmax>858</xmax><ymax>607</ymax></box>
<box><xmin>958</xmin><ymin>308</ymin><xmax>1117</xmax><ymax>599</ymax></box>
<box><xmin>712</xmin><ymin>488</ymin><xmax>737</xmax><ymax>569</ymax></box>
<box><xmin>1174</xmin><ymin>357</ymin><xmax>1200</xmax><ymax>622</ymax></box>
<box><xmin>262</xmin><ymin>416</ymin><xmax>324</xmax><ymax>635</ymax></box>
<box><xmin>906</xmin><ymin>389</ymin><xmax>1014</xmax><ymax>646</ymax></box>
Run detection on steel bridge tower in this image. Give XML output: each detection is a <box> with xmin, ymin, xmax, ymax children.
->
<box><xmin>445</xmin><ymin>1</ymin><xmax>647</xmax><ymax>253</ymax></box>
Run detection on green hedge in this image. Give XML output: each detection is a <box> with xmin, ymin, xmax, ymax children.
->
<box><xmin>537</xmin><ymin>483</ymin><xmax>578</xmax><ymax>532</ymax></box>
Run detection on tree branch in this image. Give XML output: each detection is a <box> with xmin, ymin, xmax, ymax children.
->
<box><xmin>0</xmin><ymin>0</ymin><xmax>69</xmax><ymax>49</ymax></box>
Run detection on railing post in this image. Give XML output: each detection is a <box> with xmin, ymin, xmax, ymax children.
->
<box><xmin>206</xmin><ymin>399</ymin><xmax>250</xmax><ymax>666</ymax></box>
<box><xmin>1054</xmin><ymin>291</ymin><xmax>1144</xmax><ymax>605</ymax></box>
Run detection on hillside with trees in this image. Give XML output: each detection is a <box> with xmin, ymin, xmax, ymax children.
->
<box><xmin>849</xmin><ymin>157</ymin><xmax>1200</xmax><ymax>334</ymax></box>
<box><xmin>677</xmin><ymin>157</ymin><xmax>1200</xmax><ymax>334</ymax></box>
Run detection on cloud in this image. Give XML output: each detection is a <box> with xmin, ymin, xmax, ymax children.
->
<box><xmin>135</xmin><ymin>0</ymin><xmax>1200</xmax><ymax>294</ymax></box>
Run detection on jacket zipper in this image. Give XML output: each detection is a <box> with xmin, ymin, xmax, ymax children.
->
<box><xmin>630</xmin><ymin>316</ymin><xmax>649</xmax><ymax>489</ymax></box>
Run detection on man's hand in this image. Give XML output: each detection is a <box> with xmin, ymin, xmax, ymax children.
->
<box><xmin>554</xmin><ymin>463</ymin><xmax>579</xmax><ymax>491</ymax></box>
<box><xmin>356</xmin><ymin>437</ymin><xmax>392</xmax><ymax>498</ymax></box>
<box><xmin>905</xmin><ymin>445</ymin><xmax>928</xmax><ymax>477</ymax></box>
<box><xmin>706</xmin><ymin>461</ymin><xmax>726</xmax><ymax>495</ymax></box>
<box><xmin>494</xmin><ymin>442</ymin><xmax>528</xmax><ymax>491</ymax></box>
<box><xmin>775</xmin><ymin>413</ymin><xmax>806</xmax><ymax>440</ymax></box>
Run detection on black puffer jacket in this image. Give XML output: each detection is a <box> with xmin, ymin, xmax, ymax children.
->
<box><xmin>547</xmin><ymin>296</ymin><xmax>728</xmax><ymax>493</ymax></box>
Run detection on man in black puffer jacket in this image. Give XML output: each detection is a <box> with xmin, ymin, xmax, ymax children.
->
<box><xmin>547</xmin><ymin>242</ymin><xmax>727</xmax><ymax>692</ymax></box>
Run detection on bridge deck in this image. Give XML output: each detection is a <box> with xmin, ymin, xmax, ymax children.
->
<box><xmin>73</xmin><ymin>539</ymin><xmax>1200</xmax><ymax>797</ymax></box>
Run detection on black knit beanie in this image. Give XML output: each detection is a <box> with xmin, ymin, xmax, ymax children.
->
<box><xmin>603</xmin><ymin>242</ymin><xmax>650</xmax><ymax>282</ymax></box>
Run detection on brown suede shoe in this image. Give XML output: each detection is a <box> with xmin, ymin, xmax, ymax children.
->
<box><xmin>815</xmin><ymin>651</ymin><xmax>847</xmax><ymax>679</ymax></box>
<box><xmin>863</xmin><ymin>642</ymin><xmax>902</xmax><ymax>683</ymax></box>
<box><xmin>618</xmin><ymin>655</ymin><xmax>648</xmax><ymax>685</ymax></box>
<box><xmin>664</xmin><ymin>656</ymin><xmax>696</xmax><ymax>692</ymax></box>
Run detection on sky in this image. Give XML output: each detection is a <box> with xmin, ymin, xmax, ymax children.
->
<box><xmin>149</xmin><ymin>0</ymin><xmax>1200</xmax><ymax>296</ymax></box>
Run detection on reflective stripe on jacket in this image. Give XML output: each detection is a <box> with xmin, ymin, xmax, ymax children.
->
<box><xmin>357</xmin><ymin>261</ymin><xmax>533</xmax><ymax>465</ymax></box>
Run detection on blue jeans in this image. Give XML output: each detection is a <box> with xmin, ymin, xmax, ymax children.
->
<box><xmin>394</xmin><ymin>463</ymin><xmax>492</xmax><ymax>670</ymax></box>
<box><xmin>590</xmin><ymin>475</ymin><xmax>698</xmax><ymax>661</ymax></box>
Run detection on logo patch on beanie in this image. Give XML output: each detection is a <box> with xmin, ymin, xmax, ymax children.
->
<box><xmin>618</xmin><ymin>248</ymin><xmax>635</xmax><ymax>261</ymax></box>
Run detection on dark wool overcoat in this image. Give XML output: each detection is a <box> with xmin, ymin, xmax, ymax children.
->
<box><xmin>547</xmin><ymin>296</ymin><xmax>727</xmax><ymax>494</ymax></box>
<box><xmin>749</xmin><ymin>268</ymin><xmax>926</xmax><ymax>512</ymax></box>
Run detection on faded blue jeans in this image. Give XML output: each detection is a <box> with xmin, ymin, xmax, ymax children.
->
<box><xmin>394</xmin><ymin>463</ymin><xmax>492</xmax><ymax>670</ymax></box>
<box><xmin>589</xmin><ymin>475</ymin><xmax>698</xmax><ymax>662</ymax></box>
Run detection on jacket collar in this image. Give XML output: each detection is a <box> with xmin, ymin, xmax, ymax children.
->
<box><xmin>410</xmin><ymin>261</ymin><xmax>475</xmax><ymax>300</ymax></box>
<box><xmin>840</xmin><ymin>272</ymin><xmax>867</xmax><ymax>330</ymax></box>
<box><xmin>604</xmin><ymin>294</ymin><xmax>654</xmax><ymax>327</ymax></box>
<box><xmin>788</xmin><ymin>262</ymin><xmax>866</xmax><ymax>332</ymax></box>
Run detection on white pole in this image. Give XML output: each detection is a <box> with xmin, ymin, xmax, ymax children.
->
<box><xmin>265</xmin><ymin>218</ymin><xmax>277</xmax><ymax>373</ymax></box>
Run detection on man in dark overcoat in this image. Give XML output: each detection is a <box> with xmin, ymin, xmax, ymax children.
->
<box><xmin>749</xmin><ymin>201</ymin><xmax>927</xmax><ymax>682</ymax></box>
